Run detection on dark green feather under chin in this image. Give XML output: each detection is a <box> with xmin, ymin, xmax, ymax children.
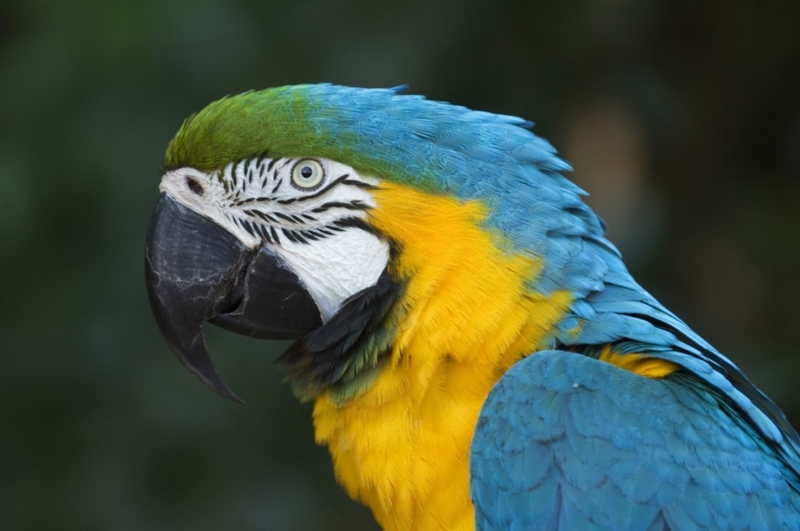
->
<box><xmin>277</xmin><ymin>268</ymin><xmax>406</xmax><ymax>404</ymax></box>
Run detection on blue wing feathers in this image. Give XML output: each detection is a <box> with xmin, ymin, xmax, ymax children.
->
<box><xmin>471</xmin><ymin>351</ymin><xmax>800</xmax><ymax>530</ymax></box>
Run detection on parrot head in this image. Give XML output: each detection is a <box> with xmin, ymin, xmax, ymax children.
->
<box><xmin>145</xmin><ymin>84</ymin><xmax>581</xmax><ymax>403</ymax></box>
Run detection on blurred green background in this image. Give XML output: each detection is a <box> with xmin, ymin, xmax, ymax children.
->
<box><xmin>1</xmin><ymin>0</ymin><xmax>799</xmax><ymax>529</ymax></box>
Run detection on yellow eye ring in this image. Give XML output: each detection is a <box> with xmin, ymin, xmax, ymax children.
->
<box><xmin>291</xmin><ymin>159</ymin><xmax>325</xmax><ymax>190</ymax></box>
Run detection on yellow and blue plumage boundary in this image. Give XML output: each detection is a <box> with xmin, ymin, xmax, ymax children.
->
<box><xmin>312</xmin><ymin>182</ymin><xmax>573</xmax><ymax>529</ymax></box>
<box><xmin>158</xmin><ymin>84</ymin><xmax>800</xmax><ymax>530</ymax></box>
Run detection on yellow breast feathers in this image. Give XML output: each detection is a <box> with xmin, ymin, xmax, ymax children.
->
<box><xmin>312</xmin><ymin>182</ymin><xmax>572</xmax><ymax>531</ymax></box>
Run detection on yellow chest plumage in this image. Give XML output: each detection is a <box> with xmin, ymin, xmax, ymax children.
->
<box><xmin>312</xmin><ymin>183</ymin><xmax>572</xmax><ymax>531</ymax></box>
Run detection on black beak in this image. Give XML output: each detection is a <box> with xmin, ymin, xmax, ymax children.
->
<box><xmin>145</xmin><ymin>194</ymin><xmax>323</xmax><ymax>402</ymax></box>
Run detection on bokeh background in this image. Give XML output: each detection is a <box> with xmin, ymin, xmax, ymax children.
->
<box><xmin>1</xmin><ymin>0</ymin><xmax>799</xmax><ymax>529</ymax></box>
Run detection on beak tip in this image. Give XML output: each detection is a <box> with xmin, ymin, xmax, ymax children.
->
<box><xmin>186</xmin><ymin>366</ymin><xmax>245</xmax><ymax>404</ymax></box>
<box><xmin>211</xmin><ymin>381</ymin><xmax>246</xmax><ymax>405</ymax></box>
<box><xmin>217</xmin><ymin>389</ymin><xmax>246</xmax><ymax>405</ymax></box>
<box><xmin>176</xmin><ymin>346</ymin><xmax>246</xmax><ymax>405</ymax></box>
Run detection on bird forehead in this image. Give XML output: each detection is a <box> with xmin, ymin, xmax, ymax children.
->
<box><xmin>162</xmin><ymin>84</ymin><xmax>544</xmax><ymax>195</ymax></box>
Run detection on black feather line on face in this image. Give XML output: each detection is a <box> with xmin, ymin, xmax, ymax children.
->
<box><xmin>333</xmin><ymin>217</ymin><xmax>383</xmax><ymax>238</ymax></box>
<box><xmin>289</xmin><ymin>174</ymin><xmax>351</xmax><ymax>203</ymax></box>
<box><xmin>274</xmin><ymin>212</ymin><xmax>298</xmax><ymax>224</ymax></box>
<box><xmin>311</xmin><ymin>201</ymin><xmax>370</xmax><ymax>214</ymax></box>
<box><xmin>269</xmin><ymin>225</ymin><xmax>280</xmax><ymax>243</ymax></box>
<box><xmin>282</xmin><ymin>228</ymin><xmax>299</xmax><ymax>243</ymax></box>
<box><xmin>241</xmin><ymin>218</ymin><xmax>256</xmax><ymax>237</ymax></box>
<box><xmin>276</xmin><ymin>268</ymin><xmax>402</xmax><ymax>396</ymax></box>
<box><xmin>257</xmin><ymin>223</ymin><xmax>272</xmax><ymax>243</ymax></box>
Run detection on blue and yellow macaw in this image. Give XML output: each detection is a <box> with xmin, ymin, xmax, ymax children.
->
<box><xmin>145</xmin><ymin>84</ymin><xmax>800</xmax><ymax>530</ymax></box>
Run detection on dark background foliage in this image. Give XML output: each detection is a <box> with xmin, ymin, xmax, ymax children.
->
<box><xmin>1</xmin><ymin>0</ymin><xmax>799</xmax><ymax>529</ymax></box>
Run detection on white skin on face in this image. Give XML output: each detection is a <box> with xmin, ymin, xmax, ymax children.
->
<box><xmin>159</xmin><ymin>157</ymin><xmax>390</xmax><ymax>322</ymax></box>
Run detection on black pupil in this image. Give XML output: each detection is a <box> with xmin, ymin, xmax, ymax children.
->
<box><xmin>301</xmin><ymin>166</ymin><xmax>313</xmax><ymax>179</ymax></box>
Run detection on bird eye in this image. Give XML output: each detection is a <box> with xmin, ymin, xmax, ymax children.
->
<box><xmin>291</xmin><ymin>159</ymin><xmax>325</xmax><ymax>190</ymax></box>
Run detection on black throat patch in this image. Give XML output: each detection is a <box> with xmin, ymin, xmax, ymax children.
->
<box><xmin>276</xmin><ymin>268</ymin><xmax>403</xmax><ymax>400</ymax></box>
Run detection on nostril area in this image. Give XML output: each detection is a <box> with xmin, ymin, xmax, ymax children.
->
<box><xmin>186</xmin><ymin>177</ymin><xmax>204</xmax><ymax>196</ymax></box>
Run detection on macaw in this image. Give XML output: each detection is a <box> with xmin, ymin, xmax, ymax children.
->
<box><xmin>144</xmin><ymin>84</ymin><xmax>800</xmax><ymax>530</ymax></box>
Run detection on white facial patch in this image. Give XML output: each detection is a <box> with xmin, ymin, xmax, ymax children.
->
<box><xmin>160</xmin><ymin>157</ymin><xmax>390</xmax><ymax>323</ymax></box>
<box><xmin>274</xmin><ymin>229</ymin><xmax>390</xmax><ymax>322</ymax></box>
